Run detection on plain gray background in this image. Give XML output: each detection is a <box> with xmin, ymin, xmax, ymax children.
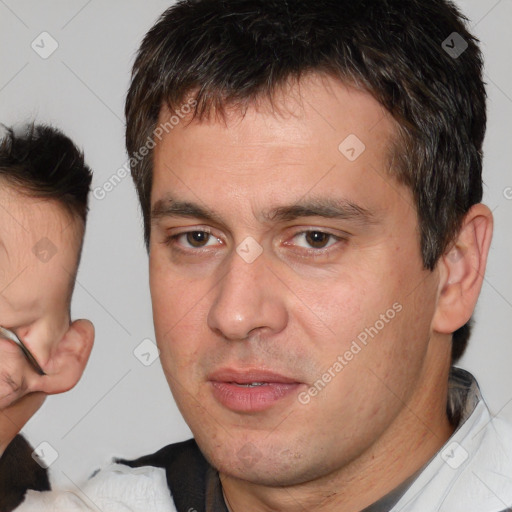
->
<box><xmin>0</xmin><ymin>0</ymin><xmax>511</xmax><ymax>489</ymax></box>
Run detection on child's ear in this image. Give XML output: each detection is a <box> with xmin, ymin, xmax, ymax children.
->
<box><xmin>432</xmin><ymin>204</ymin><xmax>493</xmax><ymax>335</ymax></box>
<box><xmin>33</xmin><ymin>319</ymin><xmax>94</xmax><ymax>395</ymax></box>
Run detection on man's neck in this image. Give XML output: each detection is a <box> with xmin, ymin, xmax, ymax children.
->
<box><xmin>220</xmin><ymin>357</ymin><xmax>455</xmax><ymax>512</ymax></box>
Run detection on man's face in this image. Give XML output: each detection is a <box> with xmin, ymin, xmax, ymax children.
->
<box><xmin>0</xmin><ymin>186</ymin><xmax>81</xmax><ymax>379</ymax></box>
<box><xmin>149</xmin><ymin>76</ymin><xmax>443</xmax><ymax>485</ymax></box>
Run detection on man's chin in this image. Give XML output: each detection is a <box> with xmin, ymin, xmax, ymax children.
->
<box><xmin>218</xmin><ymin>460</ymin><xmax>335</xmax><ymax>489</ymax></box>
<box><xmin>194</xmin><ymin>434</ymin><xmax>332</xmax><ymax>488</ymax></box>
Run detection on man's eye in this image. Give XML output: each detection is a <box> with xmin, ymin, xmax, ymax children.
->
<box><xmin>289</xmin><ymin>231</ymin><xmax>340</xmax><ymax>250</ymax></box>
<box><xmin>167</xmin><ymin>230</ymin><xmax>221</xmax><ymax>249</ymax></box>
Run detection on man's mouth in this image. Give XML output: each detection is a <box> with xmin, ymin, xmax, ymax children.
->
<box><xmin>208</xmin><ymin>368</ymin><xmax>303</xmax><ymax>412</ymax></box>
<box><xmin>232</xmin><ymin>382</ymin><xmax>267</xmax><ymax>387</ymax></box>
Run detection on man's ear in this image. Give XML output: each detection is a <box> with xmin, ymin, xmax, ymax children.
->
<box><xmin>432</xmin><ymin>204</ymin><xmax>493</xmax><ymax>335</ymax></box>
<box><xmin>33</xmin><ymin>319</ymin><xmax>94</xmax><ymax>395</ymax></box>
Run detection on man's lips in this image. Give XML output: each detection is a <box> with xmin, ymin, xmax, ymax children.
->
<box><xmin>208</xmin><ymin>368</ymin><xmax>303</xmax><ymax>412</ymax></box>
<box><xmin>208</xmin><ymin>368</ymin><xmax>301</xmax><ymax>385</ymax></box>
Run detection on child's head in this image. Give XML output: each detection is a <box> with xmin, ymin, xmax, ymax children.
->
<box><xmin>0</xmin><ymin>124</ymin><xmax>94</xmax><ymax>393</ymax></box>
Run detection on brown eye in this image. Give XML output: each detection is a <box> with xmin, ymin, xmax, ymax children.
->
<box><xmin>186</xmin><ymin>231</ymin><xmax>211</xmax><ymax>247</ymax></box>
<box><xmin>305</xmin><ymin>231</ymin><xmax>331</xmax><ymax>248</ymax></box>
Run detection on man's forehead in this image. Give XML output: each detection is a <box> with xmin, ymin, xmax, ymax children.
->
<box><xmin>153</xmin><ymin>78</ymin><xmax>396</xmax><ymax>180</ymax></box>
<box><xmin>156</xmin><ymin>73</ymin><xmax>394</xmax><ymax>144</ymax></box>
<box><xmin>151</xmin><ymin>74</ymin><xmax>402</xmax><ymax>229</ymax></box>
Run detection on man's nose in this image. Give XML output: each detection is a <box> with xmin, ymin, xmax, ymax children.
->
<box><xmin>207</xmin><ymin>249</ymin><xmax>288</xmax><ymax>341</ymax></box>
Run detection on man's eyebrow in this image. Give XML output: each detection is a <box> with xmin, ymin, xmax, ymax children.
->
<box><xmin>151</xmin><ymin>198</ymin><xmax>224</xmax><ymax>225</ymax></box>
<box><xmin>263</xmin><ymin>198</ymin><xmax>376</xmax><ymax>225</ymax></box>
<box><xmin>151</xmin><ymin>196</ymin><xmax>377</xmax><ymax>226</ymax></box>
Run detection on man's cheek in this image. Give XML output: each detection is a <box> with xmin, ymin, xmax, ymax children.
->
<box><xmin>158</xmin><ymin>322</ymin><xmax>204</xmax><ymax>377</ymax></box>
<box><xmin>158</xmin><ymin>340</ymin><xmax>197</xmax><ymax>402</ymax></box>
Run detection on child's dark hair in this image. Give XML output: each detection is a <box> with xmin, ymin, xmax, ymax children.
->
<box><xmin>0</xmin><ymin>124</ymin><xmax>92</xmax><ymax>224</ymax></box>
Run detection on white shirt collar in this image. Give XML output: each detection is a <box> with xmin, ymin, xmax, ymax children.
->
<box><xmin>394</xmin><ymin>367</ymin><xmax>512</xmax><ymax>512</ymax></box>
